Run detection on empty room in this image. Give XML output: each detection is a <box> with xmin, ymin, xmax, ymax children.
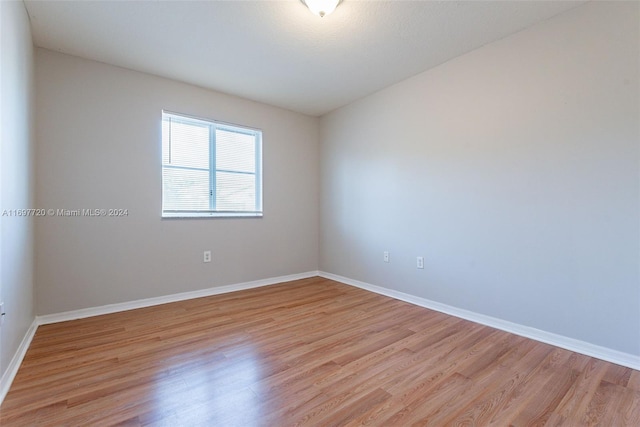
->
<box><xmin>1</xmin><ymin>0</ymin><xmax>639</xmax><ymax>425</ymax></box>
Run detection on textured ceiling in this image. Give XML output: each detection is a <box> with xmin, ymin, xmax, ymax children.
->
<box><xmin>24</xmin><ymin>0</ymin><xmax>586</xmax><ymax>116</ymax></box>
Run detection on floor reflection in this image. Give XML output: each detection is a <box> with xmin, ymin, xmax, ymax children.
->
<box><xmin>151</xmin><ymin>344</ymin><xmax>265</xmax><ymax>426</ymax></box>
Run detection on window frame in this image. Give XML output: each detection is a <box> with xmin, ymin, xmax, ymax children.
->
<box><xmin>161</xmin><ymin>111</ymin><xmax>263</xmax><ymax>219</ymax></box>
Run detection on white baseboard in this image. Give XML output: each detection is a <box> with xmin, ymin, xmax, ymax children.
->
<box><xmin>319</xmin><ymin>271</ymin><xmax>640</xmax><ymax>371</ymax></box>
<box><xmin>0</xmin><ymin>319</ymin><xmax>38</xmax><ymax>405</ymax></box>
<box><xmin>38</xmin><ymin>271</ymin><xmax>320</xmax><ymax>325</ymax></box>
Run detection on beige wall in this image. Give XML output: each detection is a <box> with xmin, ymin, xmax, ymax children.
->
<box><xmin>35</xmin><ymin>49</ymin><xmax>319</xmax><ymax>315</ymax></box>
<box><xmin>0</xmin><ymin>1</ymin><xmax>36</xmax><ymax>377</ymax></box>
<box><xmin>320</xmin><ymin>1</ymin><xmax>640</xmax><ymax>355</ymax></box>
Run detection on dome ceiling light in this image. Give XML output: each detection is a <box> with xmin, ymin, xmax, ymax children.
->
<box><xmin>301</xmin><ymin>0</ymin><xmax>342</xmax><ymax>17</ymax></box>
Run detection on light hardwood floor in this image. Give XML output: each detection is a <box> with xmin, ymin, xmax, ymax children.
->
<box><xmin>1</xmin><ymin>277</ymin><xmax>638</xmax><ymax>426</ymax></box>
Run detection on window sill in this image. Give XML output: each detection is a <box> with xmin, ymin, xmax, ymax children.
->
<box><xmin>162</xmin><ymin>211</ymin><xmax>263</xmax><ymax>219</ymax></box>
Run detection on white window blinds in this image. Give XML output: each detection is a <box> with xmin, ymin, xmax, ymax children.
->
<box><xmin>162</xmin><ymin>112</ymin><xmax>262</xmax><ymax>217</ymax></box>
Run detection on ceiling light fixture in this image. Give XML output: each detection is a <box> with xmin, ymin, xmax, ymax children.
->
<box><xmin>301</xmin><ymin>0</ymin><xmax>341</xmax><ymax>18</ymax></box>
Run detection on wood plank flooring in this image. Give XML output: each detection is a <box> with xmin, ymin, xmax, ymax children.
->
<box><xmin>1</xmin><ymin>277</ymin><xmax>638</xmax><ymax>426</ymax></box>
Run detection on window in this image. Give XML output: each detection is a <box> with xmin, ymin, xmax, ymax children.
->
<box><xmin>162</xmin><ymin>111</ymin><xmax>262</xmax><ymax>217</ymax></box>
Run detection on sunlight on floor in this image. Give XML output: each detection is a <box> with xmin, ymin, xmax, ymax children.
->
<box><xmin>152</xmin><ymin>346</ymin><xmax>264</xmax><ymax>425</ymax></box>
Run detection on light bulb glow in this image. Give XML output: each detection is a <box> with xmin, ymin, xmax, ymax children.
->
<box><xmin>302</xmin><ymin>0</ymin><xmax>341</xmax><ymax>17</ymax></box>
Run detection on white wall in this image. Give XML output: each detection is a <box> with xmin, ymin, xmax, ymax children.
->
<box><xmin>35</xmin><ymin>50</ymin><xmax>319</xmax><ymax>315</ymax></box>
<box><xmin>320</xmin><ymin>1</ymin><xmax>639</xmax><ymax>355</ymax></box>
<box><xmin>0</xmin><ymin>1</ymin><xmax>36</xmax><ymax>377</ymax></box>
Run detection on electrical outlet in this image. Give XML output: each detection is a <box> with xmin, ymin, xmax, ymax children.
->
<box><xmin>417</xmin><ymin>256</ymin><xmax>424</xmax><ymax>269</ymax></box>
<box><xmin>383</xmin><ymin>251</ymin><xmax>390</xmax><ymax>263</ymax></box>
<box><xmin>203</xmin><ymin>251</ymin><xmax>211</xmax><ymax>263</ymax></box>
